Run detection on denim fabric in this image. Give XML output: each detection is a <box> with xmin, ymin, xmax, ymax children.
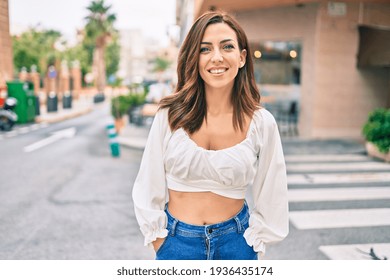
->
<box><xmin>155</xmin><ymin>202</ymin><xmax>258</xmax><ymax>260</ymax></box>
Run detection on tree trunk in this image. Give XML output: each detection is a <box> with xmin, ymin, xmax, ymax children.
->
<box><xmin>92</xmin><ymin>37</ymin><xmax>106</xmax><ymax>93</ymax></box>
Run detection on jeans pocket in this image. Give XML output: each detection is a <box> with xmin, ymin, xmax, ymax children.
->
<box><xmin>155</xmin><ymin>235</ymin><xmax>170</xmax><ymax>255</ymax></box>
<box><xmin>242</xmin><ymin>222</ymin><xmax>258</xmax><ymax>256</ymax></box>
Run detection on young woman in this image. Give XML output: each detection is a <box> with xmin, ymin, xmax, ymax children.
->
<box><xmin>132</xmin><ymin>11</ymin><xmax>289</xmax><ymax>260</ymax></box>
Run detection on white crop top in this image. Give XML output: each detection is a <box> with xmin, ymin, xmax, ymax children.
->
<box><xmin>132</xmin><ymin>107</ymin><xmax>289</xmax><ymax>255</ymax></box>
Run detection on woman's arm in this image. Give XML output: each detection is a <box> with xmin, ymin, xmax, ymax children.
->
<box><xmin>243</xmin><ymin>109</ymin><xmax>289</xmax><ymax>256</ymax></box>
<box><xmin>132</xmin><ymin>109</ymin><xmax>170</xmax><ymax>248</ymax></box>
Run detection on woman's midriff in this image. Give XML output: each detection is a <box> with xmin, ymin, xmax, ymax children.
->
<box><xmin>168</xmin><ymin>189</ymin><xmax>245</xmax><ymax>225</ymax></box>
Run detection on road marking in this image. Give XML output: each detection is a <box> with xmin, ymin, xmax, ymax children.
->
<box><xmin>290</xmin><ymin>208</ymin><xmax>390</xmax><ymax>229</ymax></box>
<box><xmin>287</xmin><ymin>162</ymin><xmax>390</xmax><ymax>172</ymax></box>
<box><xmin>319</xmin><ymin>243</ymin><xmax>390</xmax><ymax>260</ymax></box>
<box><xmin>288</xmin><ymin>186</ymin><xmax>390</xmax><ymax>202</ymax></box>
<box><xmin>288</xmin><ymin>173</ymin><xmax>390</xmax><ymax>185</ymax></box>
<box><xmin>285</xmin><ymin>154</ymin><xmax>370</xmax><ymax>162</ymax></box>
<box><xmin>23</xmin><ymin>127</ymin><xmax>76</xmax><ymax>153</ymax></box>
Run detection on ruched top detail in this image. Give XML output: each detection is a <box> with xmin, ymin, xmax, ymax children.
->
<box><xmin>164</xmin><ymin>122</ymin><xmax>258</xmax><ymax>199</ymax></box>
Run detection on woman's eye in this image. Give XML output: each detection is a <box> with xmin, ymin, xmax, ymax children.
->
<box><xmin>200</xmin><ymin>47</ymin><xmax>210</xmax><ymax>53</ymax></box>
<box><xmin>223</xmin><ymin>44</ymin><xmax>235</xmax><ymax>50</ymax></box>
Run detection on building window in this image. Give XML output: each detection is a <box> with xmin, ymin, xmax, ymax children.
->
<box><xmin>251</xmin><ymin>41</ymin><xmax>301</xmax><ymax>85</ymax></box>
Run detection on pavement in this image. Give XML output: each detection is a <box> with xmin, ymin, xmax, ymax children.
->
<box><xmin>35</xmin><ymin>93</ymin><xmax>95</xmax><ymax>124</ymax></box>
<box><xmin>116</xmin><ymin>122</ymin><xmax>151</xmax><ymax>150</ymax></box>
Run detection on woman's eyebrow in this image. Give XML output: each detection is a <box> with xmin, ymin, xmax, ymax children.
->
<box><xmin>200</xmin><ymin>39</ymin><xmax>235</xmax><ymax>45</ymax></box>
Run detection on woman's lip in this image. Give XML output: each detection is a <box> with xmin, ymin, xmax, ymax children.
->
<box><xmin>208</xmin><ymin>68</ymin><xmax>228</xmax><ymax>74</ymax></box>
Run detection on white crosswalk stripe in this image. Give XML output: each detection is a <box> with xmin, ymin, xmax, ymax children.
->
<box><xmin>286</xmin><ymin>152</ymin><xmax>390</xmax><ymax>259</ymax></box>
<box><xmin>288</xmin><ymin>161</ymin><xmax>390</xmax><ymax>172</ymax></box>
<box><xmin>288</xmin><ymin>172</ymin><xmax>390</xmax><ymax>185</ymax></box>
<box><xmin>285</xmin><ymin>154</ymin><xmax>371</xmax><ymax>162</ymax></box>
<box><xmin>319</xmin><ymin>243</ymin><xmax>390</xmax><ymax>260</ymax></box>
<box><xmin>290</xmin><ymin>208</ymin><xmax>390</xmax><ymax>229</ymax></box>
<box><xmin>288</xmin><ymin>186</ymin><xmax>390</xmax><ymax>202</ymax></box>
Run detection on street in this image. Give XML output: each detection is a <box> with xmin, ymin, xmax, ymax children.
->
<box><xmin>1</xmin><ymin>105</ymin><xmax>390</xmax><ymax>260</ymax></box>
<box><xmin>0</xmin><ymin>104</ymin><xmax>153</xmax><ymax>259</ymax></box>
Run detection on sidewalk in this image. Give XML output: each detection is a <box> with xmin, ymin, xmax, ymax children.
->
<box><xmin>34</xmin><ymin>94</ymin><xmax>95</xmax><ymax>124</ymax></box>
<box><xmin>117</xmin><ymin>122</ymin><xmax>151</xmax><ymax>150</ymax></box>
<box><xmin>281</xmin><ymin>138</ymin><xmax>366</xmax><ymax>155</ymax></box>
<box><xmin>117</xmin><ymin>123</ymin><xmax>366</xmax><ymax>155</ymax></box>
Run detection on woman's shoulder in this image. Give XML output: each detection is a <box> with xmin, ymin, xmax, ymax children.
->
<box><xmin>154</xmin><ymin>107</ymin><xmax>169</xmax><ymax>123</ymax></box>
<box><xmin>252</xmin><ymin>107</ymin><xmax>277</xmax><ymax>127</ymax></box>
<box><xmin>249</xmin><ymin>108</ymin><xmax>280</xmax><ymax>145</ymax></box>
<box><xmin>153</xmin><ymin>107</ymin><xmax>172</xmax><ymax>134</ymax></box>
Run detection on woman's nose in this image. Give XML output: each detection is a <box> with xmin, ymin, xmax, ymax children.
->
<box><xmin>211</xmin><ymin>50</ymin><xmax>223</xmax><ymax>63</ymax></box>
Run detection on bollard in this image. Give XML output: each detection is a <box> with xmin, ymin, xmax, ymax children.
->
<box><xmin>62</xmin><ymin>91</ymin><xmax>72</xmax><ymax>109</ymax></box>
<box><xmin>47</xmin><ymin>91</ymin><xmax>58</xmax><ymax>112</ymax></box>
<box><xmin>106</xmin><ymin>123</ymin><xmax>120</xmax><ymax>157</ymax></box>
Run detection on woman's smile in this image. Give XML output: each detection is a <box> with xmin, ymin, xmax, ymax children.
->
<box><xmin>208</xmin><ymin>67</ymin><xmax>229</xmax><ymax>75</ymax></box>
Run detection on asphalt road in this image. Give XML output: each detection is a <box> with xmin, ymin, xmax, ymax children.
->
<box><xmin>0</xmin><ymin>105</ymin><xmax>153</xmax><ymax>259</ymax></box>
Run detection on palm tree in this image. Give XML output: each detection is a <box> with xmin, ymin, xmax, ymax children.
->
<box><xmin>153</xmin><ymin>56</ymin><xmax>172</xmax><ymax>82</ymax></box>
<box><xmin>85</xmin><ymin>0</ymin><xmax>116</xmax><ymax>93</ymax></box>
<box><xmin>153</xmin><ymin>57</ymin><xmax>171</xmax><ymax>73</ymax></box>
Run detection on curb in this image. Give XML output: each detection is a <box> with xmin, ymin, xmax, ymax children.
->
<box><xmin>35</xmin><ymin>107</ymin><xmax>93</xmax><ymax>124</ymax></box>
<box><xmin>117</xmin><ymin>136</ymin><xmax>147</xmax><ymax>150</ymax></box>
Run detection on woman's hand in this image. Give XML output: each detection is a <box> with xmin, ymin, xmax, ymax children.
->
<box><xmin>152</xmin><ymin>237</ymin><xmax>166</xmax><ymax>252</ymax></box>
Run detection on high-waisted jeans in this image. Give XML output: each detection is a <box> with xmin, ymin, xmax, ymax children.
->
<box><xmin>155</xmin><ymin>201</ymin><xmax>258</xmax><ymax>260</ymax></box>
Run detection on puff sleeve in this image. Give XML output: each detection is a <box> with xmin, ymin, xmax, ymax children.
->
<box><xmin>132</xmin><ymin>109</ymin><xmax>169</xmax><ymax>247</ymax></box>
<box><xmin>243</xmin><ymin>109</ymin><xmax>289</xmax><ymax>256</ymax></box>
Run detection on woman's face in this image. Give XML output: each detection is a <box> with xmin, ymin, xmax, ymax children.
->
<box><xmin>198</xmin><ymin>22</ymin><xmax>246</xmax><ymax>92</ymax></box>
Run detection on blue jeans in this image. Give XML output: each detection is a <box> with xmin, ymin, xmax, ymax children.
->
<box><xmin>155</xmin><ymin>202</ymin><xmax>258</xmax><ymax>260</ymax></box>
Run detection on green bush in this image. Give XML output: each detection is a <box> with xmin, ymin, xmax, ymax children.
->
<box><xmin>362</xmin><ymin>108</ymin><xmax>390</xmax><ymax>153</ymax></box>
<box><xmin>111</xmin><ymin>92</ymin><xmax>145</xmax><ymax>119</ymax></box>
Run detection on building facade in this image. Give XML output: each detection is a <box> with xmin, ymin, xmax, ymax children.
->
<box><xmin>118</xmin><ymin>29</ymin><xmax>179</xmax><ymax>85</ymax></box>
<box><xmin>179</xmin><ymin>0</ymin><xmax>390</xmax><ymax>139</ymax></box>
<box><xmin>0</xmin><ymin>0</ymin><xmax>14</xmax><ymax>88</ymax></box>
<box><xmin>118</xmin><ymin>29</ymin><xmax>149</xmax><ymax>85</ymax></box>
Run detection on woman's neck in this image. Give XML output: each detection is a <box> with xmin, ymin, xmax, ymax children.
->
<box><xmin>205</xmin><ymin>87</ymin><xmax>233</xmax><ymax>116</ymax></box>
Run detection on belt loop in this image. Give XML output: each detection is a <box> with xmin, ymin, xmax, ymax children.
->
<box><xmin>234</xmin><ymin>216</ymin><xmax>243</xmax><ymax>233</ymax></box>
<box><xmin>170</xmin><ymin>219</ymin><xmax>178</xmax><ymax>236</ymax></box>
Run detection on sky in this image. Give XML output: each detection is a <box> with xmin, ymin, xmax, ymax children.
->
<box><xmin>9</xmin><ymin>0</ymin><xmax>176</xmax><ymax>46</ymax></box>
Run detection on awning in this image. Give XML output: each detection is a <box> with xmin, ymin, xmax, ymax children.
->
<box><xmin>357</xmin><ymin>25</ymin><xmax>390</xmax><ymax>67</ymax></box>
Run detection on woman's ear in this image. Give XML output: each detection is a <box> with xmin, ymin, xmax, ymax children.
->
<box><xmin>240</xmin><ymin>49</ymin><xmax>247</xmax><ymax>68</ymax></box>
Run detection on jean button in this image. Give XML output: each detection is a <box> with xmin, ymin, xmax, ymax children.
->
<box><xmin>208</xmin><ymin>228</ymin><xmax>213</xmax><ymax>234</ymax></box>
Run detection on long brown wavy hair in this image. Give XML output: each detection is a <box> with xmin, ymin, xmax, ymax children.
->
<box><xmin>159</xmin><ymin>11</ymin><xmax>260</xmax><ymax>133</ymax></box>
